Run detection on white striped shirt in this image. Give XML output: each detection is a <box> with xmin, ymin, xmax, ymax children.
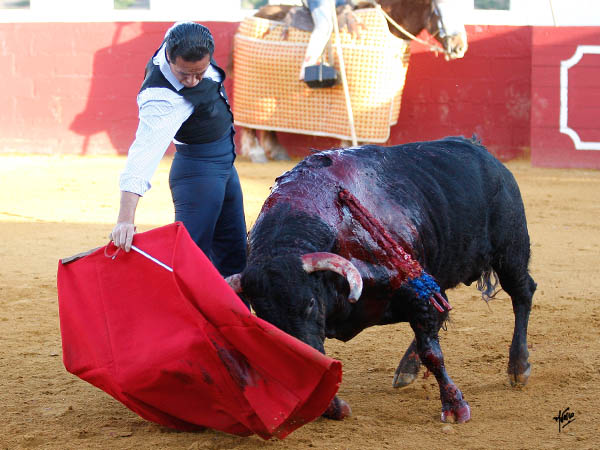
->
<box><xmin>119</xmin><ymin>43</ymin><xmax>222</xmax><ymax>196</ymax></box>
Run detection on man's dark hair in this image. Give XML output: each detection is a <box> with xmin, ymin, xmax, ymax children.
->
<box><xmin>165</xmin><ymin>22</ymin><xmax>214</xmax><ymax>62</ymax></box>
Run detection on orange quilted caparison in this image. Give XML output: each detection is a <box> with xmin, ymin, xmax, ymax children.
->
<box><xmin>232</xmin><ymin>8</ymin><xmax>411</xmax><ymax>143</ymax></box>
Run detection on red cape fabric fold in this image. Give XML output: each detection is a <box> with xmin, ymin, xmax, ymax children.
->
<box><xmin>57</xmin><ymin>222</ymin><xmax>341</xmax><ymax>439</ymax></box>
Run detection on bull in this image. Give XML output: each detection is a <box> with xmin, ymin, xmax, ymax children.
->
<box><xmin>227</xmin><ymin>136</ymin><xmax>536</xmax><ymax>423</ymax></box>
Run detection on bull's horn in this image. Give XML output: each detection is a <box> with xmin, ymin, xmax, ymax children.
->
<box><xmin>301</xmin><ymin>252</ymin><xmax>363</xmax><ymax>302</ymax></box>
<box><xmin>225</xmin><ymin>273</ymin><xmax>243</xmax><ymax>293</ymax></box>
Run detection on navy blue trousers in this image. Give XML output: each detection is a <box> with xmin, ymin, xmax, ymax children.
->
<box><xmin>169</xmin><ymin>129</ymin><xmax>247</xmax><ymax>277</ymax></box>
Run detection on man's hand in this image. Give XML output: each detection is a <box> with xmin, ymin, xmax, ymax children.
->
<box><xmin>111</xmin><ymin>191</ymin><xmax>141</xmax><ymax>252</ymax></box>
<box><xmin>110</xmin><ymin>222</ymin><xmax>136</xmax><ymax>252</ymax></box>
<box><xmin>337</xmin><ymin>5</ymin><xmax>365</xmax><ymax>40</ymax></box>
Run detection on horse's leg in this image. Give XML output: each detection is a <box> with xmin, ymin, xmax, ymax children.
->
<box><xmin>340</xmin><ymin>139</ymin><xmax>365</xmax><ymax>148</ymax></box>
<box><xmin>239</xmin><ymin>127</ymin><xmax>268</xmax><ymax>163</ymax></box>
<box><xmin>259</xmin><ymin>130</ymin><xmax>290</xmax><ymax>161</ymax></box>
<box><xmin>393</xmin><ymin>338</ymin><xmax>421</xmax><ymax>388</ymax></box>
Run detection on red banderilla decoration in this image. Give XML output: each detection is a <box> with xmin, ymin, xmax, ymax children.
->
<box><xmin>338</xmin><ymin>189</ymin><xmax>451</xmax><ymax>313</ymax></box>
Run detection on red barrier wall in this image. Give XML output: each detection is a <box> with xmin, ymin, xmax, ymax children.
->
<box><xmin>0</xmin><ymin>21</ymin><xmax>237</xmax><ymax>156</ymax></box>
<box><xmin>0</xmin><ymin>21</ymin><xmax>598</xmax><ymax>168</ymax></box>
<box><xmin>530</xmin><ymin>27</ymin><xmax>600</xmax><ymax>169</ymax></box>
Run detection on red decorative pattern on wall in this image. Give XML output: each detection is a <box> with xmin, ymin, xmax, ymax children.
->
<box><xmin>530</xmin><ymin>27</ymin><xmax>600</xmax><ymax>168</ymax></box>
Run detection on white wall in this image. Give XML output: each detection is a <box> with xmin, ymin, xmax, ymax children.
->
<box><xmin>0</xmin><ymin>0</ymin><xmax>599</xmax><ymax>25</ymax></box>
<box><xmin>266</xmin><ymin>0</ymin><xmax>600</xmax><ymax>26</ymax></box>
<box><xmin>0</xmin><ymin>0</ymin><xmax>253</xmax><ymax>22</ymax></box>
<box><xmin>469</xmin><ymin>0</ymin><xmax>600</xmax><ymax>26</ymax></box>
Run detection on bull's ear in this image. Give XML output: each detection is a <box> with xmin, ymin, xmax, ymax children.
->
<box><xmin>301</xmin><ymin>252</ymin><xmax>363</xmax><ymax>303</ymax></box>
<box><xmin>225</xmin><ymin>273</ymin><xmax>243</xmax><ymax>293</ymax></box>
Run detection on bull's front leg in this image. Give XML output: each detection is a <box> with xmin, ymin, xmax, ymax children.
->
<box><xmin>393</xmin><ymin>292</ymin><xmax>451</xmax><ymax>388</ymax></box>
<box><xmin>411</xmin><ymin>318</ymin><xmax>471</xmax><ymax>423</ymax></box>
<box><xmin>393</xmin><ymin>338</ymin><xmax>421</xmax><ymax>388</ymax></box>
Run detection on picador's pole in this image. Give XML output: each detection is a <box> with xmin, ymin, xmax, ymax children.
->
<box><xmin>331</xmin><ymin>2</ymin><xmax>358</xmax><ymax>146</ymax></box>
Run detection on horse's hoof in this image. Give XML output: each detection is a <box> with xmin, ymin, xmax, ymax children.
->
<box><xmin>249</xmin><ymin>153</ymin><xmax>268</xmax><ymax>163</ymax></box>
<box><xmin>322</xmin><ymin>396</ymin><xmax>352</xmax><ymax>420</ymax></box>
<box><xmin>270</xmin><ymin>150</ymin><xmax>291</xmax><ymax>161</ymax></box>
<box><xmin>441</xmin><ymin>402</ymin><xmax>471</xmax><ymax>423</ymax></box>
<box><xmin>508</xmin><ymin>365</ymin><xmax>531</xmax><ymax>387</ymax></box>
<box><xmin>392</xmin><ymin>371</ymin><xmax>418</xmax><ymax>388</ymax></box>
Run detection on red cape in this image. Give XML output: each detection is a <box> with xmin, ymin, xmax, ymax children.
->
<box><xmin>57</xmin><ymin>222</ymin><xmax>341</xmax><ymax>439</ymax></box>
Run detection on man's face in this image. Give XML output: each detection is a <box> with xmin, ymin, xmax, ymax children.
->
<box><xmin>168</xmin><ymin>54</ymin><xmax>211</xmax><ymax>88</ymax></box>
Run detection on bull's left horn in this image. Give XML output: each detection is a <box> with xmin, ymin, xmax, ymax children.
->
<box><xmin>301</xmin><ymin>252</ymin><xmax>363</xmax><ymax>302</ymax></box>
<box><xmin>225</xmin><ymin>273</ymin><xmax>243</xmax><ymax>293</ymax></box>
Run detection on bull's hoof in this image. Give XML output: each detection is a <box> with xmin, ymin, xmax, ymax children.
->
<box><xmin>508</xmin><ymin>364</ymin><xmax>531</xmax><ymax>387</ymax></box>
<box><xmin>392</xmin><ymin>349</ymin><xmax>421</xmax><ymax>389</ymax></box>
<box><xmin>322</xmin><ymin>396</ymin><xmax>352</xmax><ymax>420</ymax></box>
<box><xmin>441</xmin><ymin>402</ymin><xmax>471</xmax><ymax>423</ymax></box>
<box><xmin>392</xmin><ymin>371</ymin><xmax>418</xmax><ymax>388</ymax></box>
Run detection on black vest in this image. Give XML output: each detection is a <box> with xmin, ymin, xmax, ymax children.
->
<box><xmin>140</xmin><ymin>50</ymin><xmax>234</xmax><ymax>145</ymax></box>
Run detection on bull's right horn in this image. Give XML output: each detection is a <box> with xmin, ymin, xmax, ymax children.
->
<box><xmin>225</xmin><ymin>273</ymin><xmax>243</xmax><ymax>293</ymax></box>
<box><xmin>301</xmin><ymin>252</ymin><xmax>363</xmax><ymax>302</ymax></box>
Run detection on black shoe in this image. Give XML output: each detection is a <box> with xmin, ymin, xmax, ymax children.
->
<box><xmin>303</xmin><ymin>64</ymin><xmax>339</xmax><ymax>88</ymax></box>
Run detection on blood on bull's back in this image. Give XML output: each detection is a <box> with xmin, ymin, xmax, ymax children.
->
<box><xmin>261</xmin><ymin>137</ymin><xmax>529</xmax><ymax>292</ymax></box>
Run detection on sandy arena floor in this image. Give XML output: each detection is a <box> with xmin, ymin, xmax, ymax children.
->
<box><xmin>0</xmin><ymin>154</ymin><xmax>599</xmax><ymax>449</ymax></box>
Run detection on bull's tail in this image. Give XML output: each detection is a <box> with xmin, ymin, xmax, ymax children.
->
<box><xmin>476</xmin><ymin>269</ymin><xmax>501</xmax><ymax>302</ymax></box>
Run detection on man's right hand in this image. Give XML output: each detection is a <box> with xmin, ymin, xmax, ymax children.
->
<box><xmin>112</xmin><ymin>191</ymin><xmax>141</xmax><ymax>252</ymax></box>
<box><xmin>110</xmin><ymin>222</ymin><xmax>136</xmax><ymax>252</ymax></box>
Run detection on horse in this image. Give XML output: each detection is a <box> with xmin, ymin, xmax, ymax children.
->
<box><xmin>236</xmin><ymin>0</ymin><xmax>469</xmax><ymax>162</ymax></box>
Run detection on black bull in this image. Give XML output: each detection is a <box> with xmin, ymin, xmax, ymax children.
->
<box><xmin>227</xmin><ymin>136</ymin><xmax>536</xmax><ymax>423</ymax></box>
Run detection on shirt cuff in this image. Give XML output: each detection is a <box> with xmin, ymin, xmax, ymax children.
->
<box><xmin>119</xmin><ymin>174</ymin><xmax>151</xmax><ymax>196</ymax></box>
